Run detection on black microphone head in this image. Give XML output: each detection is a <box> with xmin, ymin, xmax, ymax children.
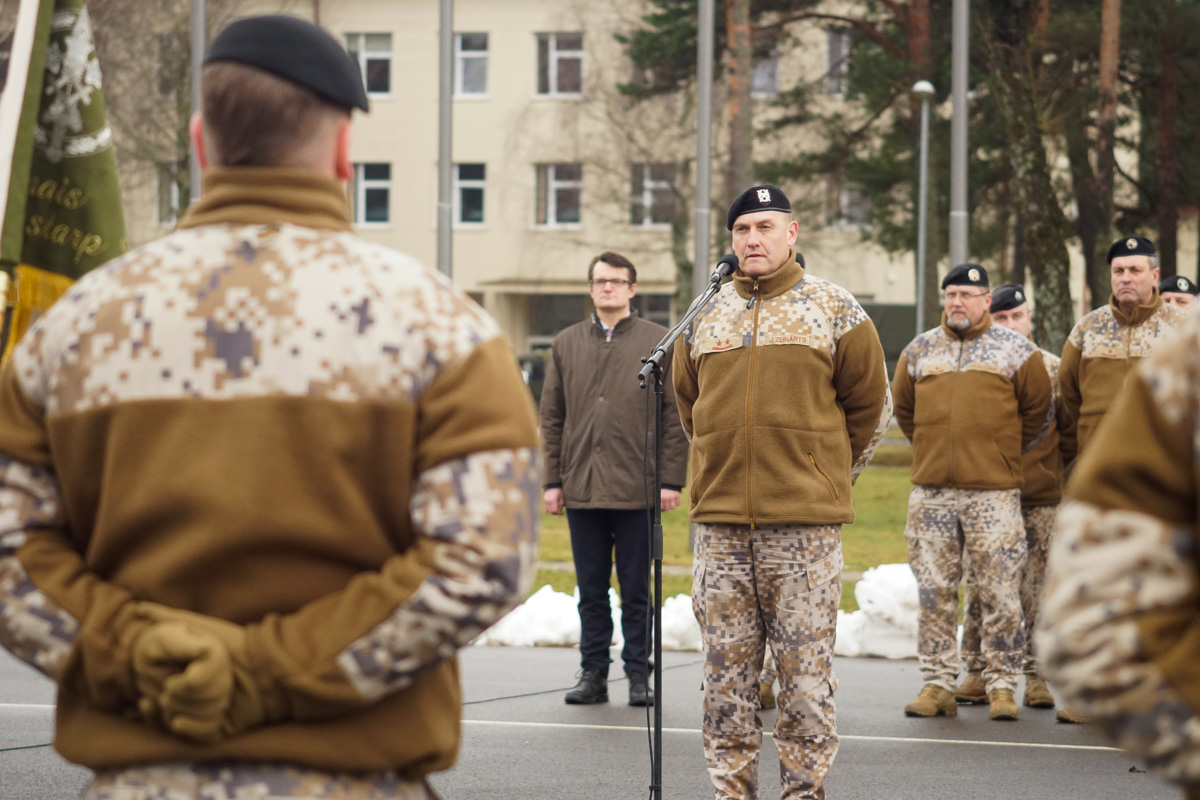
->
<box><xmin>711</xmin><ymin>253</ymin><xmax>739</xmax><ymax>282</ymax></box>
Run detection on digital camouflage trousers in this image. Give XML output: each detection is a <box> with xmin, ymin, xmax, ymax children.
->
<box><xmin>693</xmin><ymin>522</ymin><xmax>842</xmax><ymax>800</ymax></box>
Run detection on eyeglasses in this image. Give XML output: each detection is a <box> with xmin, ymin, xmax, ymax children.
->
<box><xmin>589</xmin><ymin>278</ymin><xmax>632</xmax><ymax>288</ymax></box>
<box><xmin>940</xmin><ymin>290</ymin><xmax>988</xmax><ymax>305</ymax></box>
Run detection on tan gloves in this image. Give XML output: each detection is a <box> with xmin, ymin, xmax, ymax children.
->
<box><xmin>130</xmin><ymin>604</ymin><xmax>286</xmax><ymax>742</ymax></box>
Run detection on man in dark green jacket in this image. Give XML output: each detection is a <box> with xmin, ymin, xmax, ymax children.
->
<box><xmin>539</xmin><ymin>251</ymin><xmax>688</xmax><ymax>707</ymax></box>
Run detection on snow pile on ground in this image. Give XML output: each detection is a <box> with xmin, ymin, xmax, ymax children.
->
<box><xmin>478</xmin><ymin>563</ymin><xmax>926</xmax><ymax>659</ymax></box>
<box><xmin>475</xmin><ymin>585</ymin><xmax>703</xmax><ymax>651</ymax></box>
<box><xmin>834</xmin><ymin>563</ymin><xmax>919</xmax><ymax>659</ymax></box>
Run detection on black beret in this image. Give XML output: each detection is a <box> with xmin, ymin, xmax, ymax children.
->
<box><xmin>1106</xmin><ymin>236</ymin><xmax>1156</xmax><ymax>263</ymax></box>
<box><xmin>726</xmin><ymin>184</ymin><xmax>791</xmax><ymax>230</ymax></box>
<box><xmin>1159</xmin><ymin>275</ymin><xmax>1198</xmax><ymax>296</ymax></box>
<box><xmin>941</xmin><ymin>263</ymin><xmax>989</xmax><ymax>290</ymax></box>
<box><xmin>989</xmin><ymin>283</ymin><xmax>1027</xmax><ymax>313</ymax></box>
<box><xmin>205</xmin><ymin>16</ymin><xmax>370</xmax><ymax>112</ymax></box>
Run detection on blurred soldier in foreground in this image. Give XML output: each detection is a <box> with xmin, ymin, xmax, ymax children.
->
<box><xmin>675</xmin><ymin>184</ymin><xmax>891</xmax><ymax>799</ymax></box>
<box><xmin>1159</xmin><ymin>274</ymin><xmax>1198</xmax><ymax>311</ymax></box>
<box><xmin>893</xmin><ymin>264</ymin><xmax>1052</xmax><ymax>722</ymax></box>
<box><xmin>0</xmin><ymin>16</ymin><xmax>539</xmax><ymax>799</ymax></box>
<box><xmin>540</xmin><ymin>251</ymin><xmax>688</xmax><ymax>708</ymax></box>
<box><xmin>1038</xmin><ymin>311</ymin><xmax>1200</xmax><ymax>799</ymax></box>
<box><xmin>956</xmin><ymin>285</ymin><xmax>1072</xmax><ymax>711</ymax></box>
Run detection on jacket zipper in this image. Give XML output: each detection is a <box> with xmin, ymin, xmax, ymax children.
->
<box><xmin>808</xmin><ymin>453</ymin><xmax>837</xmax><ymax>497</ymax></box>
<box><xmin>951</xmin><ymin>335</ymin><xmax>964</xmax><ymax>485</ymax></box>
<box><xmin>746</xmin><ymin>279</ymin><xmax>760</xmax><ymax>528</ymax></box>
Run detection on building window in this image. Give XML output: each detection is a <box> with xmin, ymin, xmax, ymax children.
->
<box><xmin>346</xmin><ymin>33</ymin><xmax>392</xmax><ymax>95</ymax></box>
<box><xmin>352</xmin><ymin>163</ymin><xmax>391</xmax><ymax>225</ymax></box>
<box><xmin>455</xmin><ymin>163</ymin><xmax>486</xmax><ymax>225</ymax></box>
<box><xmin>455</xmin><ymin>33</ymin><xmax>488</xmax><ymax>96</ymax></box>
<box><xmin>157</xmin><ymin>163</ymin><xmax>179</xmax><ymax>226</ymax></box>
<box><xmin>828</xmin><ymin>182</ymin><xmax>869</xmax><ymax>227</ymax></box>
<box><xmin>751</xmin><ymin>52</ymin><xmax>778</xmax><ymax>96</ymax></box>
<box><xmin>536</xmin><ymin>33</ymin><xmax>583</xmax><ymax>96</ymax></box>
<box><xmin>630</xmin><ymin>163</ymin><xmax>675</xmax><ymax>228</ymax></box>
<box><xmin>535</xmin><ymin>163</ymin><xmax>582</xmax><ymax>226</ymax></box>
<box><xmin>826</xmin><ymin>29</ymin><xmax>851</xmax><ymax>96</ymax></box>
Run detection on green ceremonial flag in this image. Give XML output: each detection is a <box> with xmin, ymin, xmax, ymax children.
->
<box><xmin>0</xmin><ymin>0</ymin><xmax>127</xmax><ymax>281</ymax></box>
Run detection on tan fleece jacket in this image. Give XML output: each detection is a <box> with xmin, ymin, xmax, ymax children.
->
<box><xmin>1059</xmin><ymin>292</ymin><xmax>1186</xmax><ymax>457</ymax></box>
<box><xmin>0</xmin><ymin>168</ymin><xmax>540</xmax><ymax>775</ymax></box>
<box><xmin>893</xmin><ymin>312</ymin><xmax>1052</xmax><ymax>490</ymax></box>
<box><xmin>673</xmin><ymin>252</ymin><xmax>892</xmax><ymax>527</ymax></box>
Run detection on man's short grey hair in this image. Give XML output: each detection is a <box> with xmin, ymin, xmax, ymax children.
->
<box><xmin>1149</xmin><ymin>256</ymin><xmax>1159</xmax><ymax>271</ymax></box>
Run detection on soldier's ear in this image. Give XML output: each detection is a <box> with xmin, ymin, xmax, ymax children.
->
<box><xmin>334</xmin><ymin>121</ymin><xmax>353</xmax><ymax>182</ymax></box>
<box><xmin>189</xmin><ymin>112</ymin><xmax>209</xmax><ymax>169</ymax></box>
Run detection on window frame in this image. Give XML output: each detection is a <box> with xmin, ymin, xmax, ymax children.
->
<box><xmin>345</xmin><ymin>32</ymin><xmax>393</xmax><ymax>97</ymax></box>
<box><xmin>825</xmin><ymin>29</ymin><xmax>852</xmax><ymax>97</ymax></box>
<box><xmin>352</xmin><ymin>162</ymin><xmax>392</xmax><ymax>227</ymax></box>
<box><xmin>536</xmin><ymin>32</ymin><xmax>584</xmax><ymax>98</ymax></box>
<box><xmin>534</xmin><ymin>162</ymin><xmax>583</xmax><ymax>228</ymax></box>
<box><xmin>751</xmin><ymin>50</ymin><xmax>779</xmax><ymax>97</ymax></box>
<box><xmin>453</xmin><ymin>163</ymin><xmax>487</xmax><ymax>227</ymax></box>
<box><xmin>454</xmin><ymin>33</ymin><xmax>489</xmax><ymax>98</ymax></box>
<box><xmin>629</xmin><ymin>162</ymin><xmax>675</xmax><ymax>230</ymax></box>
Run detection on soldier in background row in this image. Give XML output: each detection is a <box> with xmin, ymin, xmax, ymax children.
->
<box><xmin>956</xmin><ymin>284</ymin><xmax>1073</xmax><ymax>714</ymax></box>
<box><xmin>893</xmin><ymin>264</ymin><xmax>1052</xmax><ymax>723</ymax></box>
<box><xmin>1159</xmin><ymin>274</ymin><xmax>1198</xmax><ymax>310</ymax></box>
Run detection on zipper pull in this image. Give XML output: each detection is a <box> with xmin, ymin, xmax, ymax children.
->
<box><xmin>746</xmin><ymin>280</ymin><xmax>759</xmax><ymax>309</ymax></box>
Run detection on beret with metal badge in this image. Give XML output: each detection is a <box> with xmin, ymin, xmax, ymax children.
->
<box><xmin>726</xmin><ymin>184</ymin><xmax>792</xmax><ymax>230</ymax></box>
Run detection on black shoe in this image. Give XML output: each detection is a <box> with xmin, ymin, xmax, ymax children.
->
<box><xmin>628</xmin><ymin>673</ymin><xmax>655</xmax><ymax>707</ymax></box>
<box><xmin>565</xmin><ymin>668</ymin><xmax>608</xmax><ymax>705</ymax></box>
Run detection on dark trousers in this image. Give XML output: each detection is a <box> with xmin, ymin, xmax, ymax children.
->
<box><xmin>566</xmin><ymin>508</ymin><xmax>652</xmax><ymax>676</ymax></box>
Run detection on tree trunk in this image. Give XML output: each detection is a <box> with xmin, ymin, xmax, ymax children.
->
<box><xmin>1156</xmin><ymin>0</ymin><xmax>1181</xmax><ymax>277</ymax></box>
<box><xmin>988</xmin><ymin>3</ymin><xmax>1075</xmax><ymax>352</ymax></box>
<box><xmin>725</xmin><ymin>0</ymin><xmax>753</xmax><ymax>195</ymax></box>
<box><xmin>1064</xmin><ymin>103</ymin><xmax>1102</xmax><ymax>313</ymax></box>
<box><xmin>1092</xmin><ymin>0</ymin><xmax>1122</xmax><ymax>303</ymax></box>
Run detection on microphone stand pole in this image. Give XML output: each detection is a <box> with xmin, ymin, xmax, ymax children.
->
<box><xmin>638</xmin><ymin>274</ymin><xmax>724</xmax><ymax>800</ymax></box>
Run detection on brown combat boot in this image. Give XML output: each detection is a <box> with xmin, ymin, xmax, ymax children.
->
<box><xmin>1056</xmin><ymin>705</ymin><xmax>1088</xmax><ymax>724</ymax></box>
<box><xmin>1023</xmin><ymin>675</ymin><xmax>1055</xmax><ymax>708</ymax></box>
<box><xmin>955</xmin><ymin>671</ymin><xmax>987</xmax><ymax>704</ymax></box>
<box><xmin>759</xmin><ymin>680</ymin><xmax>776</xmax><ymax>710</ymax></box>
<box><xmin>904</xmin><ymin>684</ymin><xmax>957</xmax><ymax>717</ymax></box>
<box><xmin>988</xmin><ymin>688</ymin><xmax>1019</xmax><ymax>720</ymax></box>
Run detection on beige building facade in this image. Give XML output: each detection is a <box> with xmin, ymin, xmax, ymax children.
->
<box><xmin>122</xmin><ymin>0</ymin><xmax>916</xmax><ymax>354</ymax></box>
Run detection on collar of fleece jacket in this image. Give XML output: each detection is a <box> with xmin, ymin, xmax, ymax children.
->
<box><xmin>940</xmin><ymin>309</ymin><xmax>993</xmax><ymax>341</ymax></box>
<box><xmin>1108</xmin><ymin>290</ymin><xmax>1164</xmax><ymax>327</ymax></box>
<box><xmin>732</xmin><ymin>249</ymin><xmax>805</xmax><ymax>301</ymax></box>
<box><xmin>178</xmin><ymin>166</ymin><xmax>354</xmax><ymax>232</ymax></box>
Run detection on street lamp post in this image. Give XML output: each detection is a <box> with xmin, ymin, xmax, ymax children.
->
<box><xmin>913</xmin><ymin>80</ymin><xmax>935</xmax><ymax>336</ymax></box>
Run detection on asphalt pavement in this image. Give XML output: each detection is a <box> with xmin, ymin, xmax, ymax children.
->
<box><xmin>0</xmin><ymin>645</ymin><xmax>1177</xmax><ymax>800</ymax></box>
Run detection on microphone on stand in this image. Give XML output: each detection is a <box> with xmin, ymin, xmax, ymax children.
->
<box><xmin>708</xmin><ymin>253</ymin><xmax>739</xmax><ymax>285</ymax></box>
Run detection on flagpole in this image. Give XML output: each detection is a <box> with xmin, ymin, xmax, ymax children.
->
<box><xmin>0</xmin><ymin>0</ymin><xmax>45</xmax><ymax>238</ymax></box>
<box><xmin>190</xmin><ymin>0</ymin><xmax>206</xmax><ymax>205</ymax></box>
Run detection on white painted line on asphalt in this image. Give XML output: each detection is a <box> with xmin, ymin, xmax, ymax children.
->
<box><xmin>464</xmin><ymin>719</ymin><xmax>1122</xmax><ymax>752</ymax></box>
<box><xmin>0</xmin><ymin>703</ymin><xmax>54</xmax><ymax>710</ymax></box>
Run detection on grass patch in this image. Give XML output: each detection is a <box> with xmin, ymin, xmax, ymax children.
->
<box><xmin>842</xmin><ymin>468</ymin><xmax>911</xmax><ymax>572</ymax></box>
<box><xmin>534</xmin><ymin>467</ymin><xmax>913</xmax><ymax>615</ymax></box>
<box><xmin>538</xmin><ymin>488</ymin><xmax>693</xmax><ymax>566</ymax></box>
